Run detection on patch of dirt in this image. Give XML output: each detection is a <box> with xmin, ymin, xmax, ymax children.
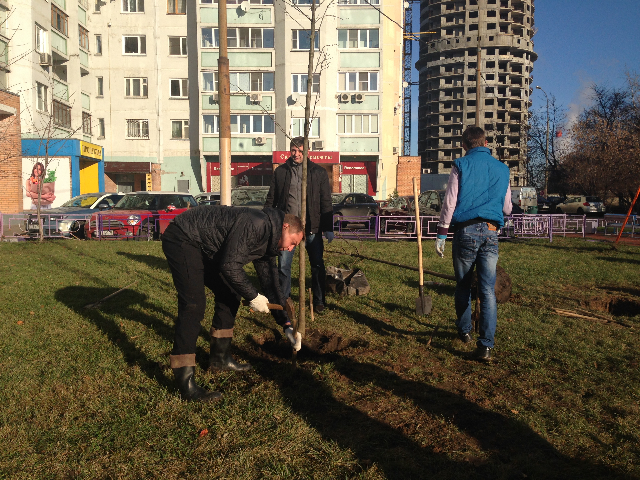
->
<box><xmin>249</xmin><ymin>329</ymin><xmax>369</xmax><ymax>362</ymax></box>
<box><xmin>471</xmin><ymin>265</ymin><xmax>512</xmax><ymax>304</ymax></box>
<box><xmin>584</xmin><ymin>296</ymin><xmax>640</xmax><ymax>317</ymax></box>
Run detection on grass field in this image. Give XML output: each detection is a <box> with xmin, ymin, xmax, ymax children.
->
<box><xmin>1</xmin><ymin>237</ymin><xmax>639</xmax><ymax>479</ymax></box>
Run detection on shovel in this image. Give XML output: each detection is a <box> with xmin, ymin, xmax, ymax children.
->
<box><xmin>413</xmin><ymin>177</ymin><xmax>432</xmax><ymax>316</ymax></box>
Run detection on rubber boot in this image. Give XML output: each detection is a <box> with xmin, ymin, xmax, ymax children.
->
<box><xmin>208</xmin><ymin>337</ymin><xmax>252</xmax><ymax>372</ymax></box>
<box><xmin>172</xmin><ymin>366</ymin><xmax>222</xmax><ymax>402</ymax></box>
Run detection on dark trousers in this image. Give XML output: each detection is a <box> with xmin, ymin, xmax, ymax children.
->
<box><xmin>162</xmin><ymin>223</ymin><xmax>240</xmax><ymax>356</ymax></box>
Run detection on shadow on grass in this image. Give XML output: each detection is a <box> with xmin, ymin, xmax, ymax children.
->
<box><xmin>116</xmin><ymin>251</ymin><xmax>171</xmax><ymax>271</ymax></box>
<box><xmin>241</xmin><ymin>344</ymin><xmax>629</xmax><ymax>480</ymax></box>
<box><xmin>330</xmin><ymin>303</ymin><xmax>432</xmax><ymax>338</ymax></box>
<box><xmin>54</xmin><ymin>286</ymin><xmax>209</xmax><ymax>393</ymax></box>
<box><xmin>595</xmin><ymin>256</ymin><xmax>640</xmax><ymax>266</ymax></box>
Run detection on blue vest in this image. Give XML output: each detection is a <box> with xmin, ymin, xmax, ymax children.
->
<box><xmin>451</xmin><ymin>146</ymin><xmax>510</xmax><ymax>228</ymax></box>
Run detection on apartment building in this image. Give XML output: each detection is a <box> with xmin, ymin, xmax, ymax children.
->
<box><xmin>416</xmin><ymin>0</ymin><xmax>537</xmax><ymax>185</ymax></box>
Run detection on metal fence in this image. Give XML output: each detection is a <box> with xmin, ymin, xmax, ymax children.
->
<box><xmin>0</xmin><ymin>211</ymin><xmax>620</xmax><ymax>243</ymax></box>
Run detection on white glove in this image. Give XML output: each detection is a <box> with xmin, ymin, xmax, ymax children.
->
<box><xmin>435</xmin><ymin>237</ymin><xmax>446</xmax><ymax>258</ymax></box>
<box><xmin>249</xmin><ymin>294</ymin><xmax>270</xmax><ymax>313</ymax></box>
<box><xmin>324</xmin><ymin>231</ymin><xmax>335</xmax><ymax>243</ymax></box>
<box><xmin>284</xmin><ymin>327</ymin><xmax>302</xmax><ymax>351</ymax></box>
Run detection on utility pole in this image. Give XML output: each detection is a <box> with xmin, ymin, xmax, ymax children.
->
<box><xmin>475</xmin><ymin>1</ymin><xmax>482</xmax><ymax>127</ymax></box>
<box><xmin>536</xmin><ymin>85</ymin><xmax>549</xmax><ymax>195</ymax></box>
<box><xmin>218</xmin><ymin>1</ymin><xmax>231</xmax><ymax>205</ymax></box>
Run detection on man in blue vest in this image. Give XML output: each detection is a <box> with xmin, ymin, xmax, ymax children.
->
<box><xmin>435</xmin><ymin>126</ymin><xmax>512</xmax><ymax>361</ymax></box>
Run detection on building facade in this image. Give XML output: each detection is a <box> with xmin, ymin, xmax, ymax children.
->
<box><xmin>4</xmin><ymin>0</ymin><xmax>403</xmax><ymax>200</ymax></box>
<box><xmin>416</xmin><ymin>0</ymin><xmax>537</xmax><ymax>185</ymax></box>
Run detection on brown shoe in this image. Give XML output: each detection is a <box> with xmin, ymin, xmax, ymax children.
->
<box><xmin>314</xmin><ymin>304</ymin><xmax>325</xmax><ymax>314</ymax></box>
<box><xmin>472</xmin><ymin>346</ymin><xmax>492</xmax><ymax>362</ymax></box>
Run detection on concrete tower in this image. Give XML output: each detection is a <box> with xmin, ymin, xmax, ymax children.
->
<box><xmin>416</xmin><ymin>0</ymin><xmax>537</xmax><ymax>185</ymax></box>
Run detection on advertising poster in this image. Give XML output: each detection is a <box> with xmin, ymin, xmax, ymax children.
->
<box><xmin>22</xmin><ymin>157</ymin><xmax>72</xmax><ymax>210</ymax></box>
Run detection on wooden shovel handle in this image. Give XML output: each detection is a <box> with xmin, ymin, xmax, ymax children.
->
<box><xmin>413</xmin><ymin>178</ymin><xmax>424</xmax><ymax>287</ymax></box>
<box><xmin>242</xmin><ymin>300</ymin><xmax>283</xmax><ymax>310</ymax></box>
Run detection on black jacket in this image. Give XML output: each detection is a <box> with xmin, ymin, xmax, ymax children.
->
<box><xmin>264</xmin><ymin>157</ymin><xmax>333</xmax><ymax>234</ymax></box>
<box><xmin>172</xmin><ymin>206</ymin><xmax>285</xmax><ymax>307</ymax></box>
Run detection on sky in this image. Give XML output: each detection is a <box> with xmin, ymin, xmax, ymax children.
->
<box><xmin>409</xmin><ymin>0</ymin><xmax>640</xmax><ymax>155</ymax></box>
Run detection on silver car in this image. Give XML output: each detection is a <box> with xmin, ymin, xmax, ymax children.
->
<box><xmin>556</xmin><ymin>196</ymin><xmax>606</xmax><ymax>215</ymax></box>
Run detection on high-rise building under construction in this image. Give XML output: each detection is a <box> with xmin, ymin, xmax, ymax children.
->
<box><xmin>416</xmin><ymin>0</ymin><xmax>537</xmax><ymax>185</ymax></box>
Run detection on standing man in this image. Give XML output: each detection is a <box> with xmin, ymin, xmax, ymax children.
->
<box><xmin>162</xmin><ymin>206</ymin><xmax>303</xmax><ymax>402</ymax></box>
<box><xmin>265</xmin><ymin>136</ymin><xmax>334</xmax><ymax>312</ymax></box>
<box><xmin>435</xmin><ymin>127</ymin><xmax>512</xmax><ymax>361</ymax></box>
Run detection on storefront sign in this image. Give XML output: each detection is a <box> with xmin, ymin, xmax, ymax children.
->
<box><xmin>272</xmin><ymin>151</ymin><xmax>339</xmax><ymax>164</ymax></box>
<box><xmin>208</xmin><ymin>162</ymin><xmax>273</xmax><ymax>176</ymax></box>
<box><xmin>80</xmin><ymin>141</ymin><xmax>103</xmax><ymax>160</ymax></box>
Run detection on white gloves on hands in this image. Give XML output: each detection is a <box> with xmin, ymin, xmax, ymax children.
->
<box><xmin>435</xmin><ymin>237</ymin><xmax>446</xmax><ymax>258</ymax></box>
<box><xmin>249</xmin><ymin>294</ymin><xmax>270</xmax><ymax>313</ymax></box>
<box><xmin>324</xmin><ymin>231</ymin><xmax>335</xmax><ymax>243</ymax></box>
<box><xmin>284</xmin><ymin>327</ymin><xmax>302</xmax><ymax>351</ymax></box>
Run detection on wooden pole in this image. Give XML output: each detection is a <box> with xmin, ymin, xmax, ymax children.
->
<box><xmin>615</xmin><ymin>183</ymin><xmax>640</xmax><ymax>244</ymax></box>
<box><xmin>218</xmin><ymin>1</ymin><xmax>231</xmax><ymax>206</ymax></box>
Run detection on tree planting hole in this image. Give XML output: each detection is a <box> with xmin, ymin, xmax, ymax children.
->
<box><xmin>586</xmin><ymin>296</ymin><xmax>640</xmax><ymax>317</ymax></box>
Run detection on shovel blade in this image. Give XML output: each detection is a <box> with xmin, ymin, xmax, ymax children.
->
<box><xmin>415</xmin><ymin>295</ymin><xmax>432</xmax><ymax>316</ymax></box>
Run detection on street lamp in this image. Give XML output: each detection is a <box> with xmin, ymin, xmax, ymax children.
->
<box><xmin>536</xmin><ymin>85</ymin><xmax>549</xmax><ymax>196</ymax></box>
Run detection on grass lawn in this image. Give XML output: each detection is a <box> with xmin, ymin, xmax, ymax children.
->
<box><xmin>1</xmin><ymin>237</ymin><xmax>639</xmax><ymax>479</ymax></box>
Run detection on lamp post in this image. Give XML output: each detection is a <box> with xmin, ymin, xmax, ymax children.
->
<box><xmin>536</xmin><ymin>85</ymin><xmax>549</xmax><ymax>195</ymax></box>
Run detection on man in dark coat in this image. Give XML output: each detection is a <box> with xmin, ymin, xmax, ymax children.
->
<box><xmin>264</xmin><ymin>136</ymin><xmax>334</xmax><ymax>312</ymax></box>
<box><xmin>162</xmin><ymin>206</ymin><xmax>303</xmax><ymax>402</ymax></box>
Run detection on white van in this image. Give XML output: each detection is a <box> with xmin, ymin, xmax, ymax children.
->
<box><xmin>511</xmin><ymin>186</ymin><xmax>537</xmax><ymax>213</ymax></box>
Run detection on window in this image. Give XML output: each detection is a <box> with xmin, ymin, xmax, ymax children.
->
<box><xmin>169</xmin><ymin>36</ymin><xmax>187</xmax><ymax>55</ymax></box>
<box><xmin>123</xmin><ymin>35</ymin><xmax>146</xmax><ymax>54</ymax></box>
<box><xmin>338</xmin><ymin>0</ymin><xmax>379</xmax><ymax>4</ymax></box>
<box><xmin>122</xmin><ymin>0</ymin><xmax>144</xmax><ymax>12</ymax></box>
<box><xmin>170</xmin><ymin>79</ymin><xmax>188</xmax><ymax>98</ymax></box>
<box><xmin>125</xmin><ymin>77</ymin><xmax>148</xmax><ymax>97</ymax></box>
<box><xmin>291</xmin><ymin>117</ymin><xmax>319</xmax><ymax>137</ymax></box>
<box><xmin>201</xmin><ymin>28</ymin><xmax>274</xmax><ymax>48</ymax></box>
<box><xmin>292</xmin><ymin>30</ymin><xmax>319</xmax><ymax>50</ymax></box>
<box><xmin>171</xmin><ymin>120</ymin><xmax>189</xmax><ymax>139</ymax></box>
<box><xmin>292</xmin><ymin>0</ymin><xmax>318</xmax><ymax>4</ymax></box>
<box><xmin>82</xmin><ymin>112</ymin><xmax>92</xmax><ymax>135</ymax></box>
<box><xmin>98</xmin><ymin>118</ymin><xmax>105</xmax><ymax>138</ymax></box>
<box><xmin>338</xmin><ymin>72</ymin><xmax>378</xmax><ymax>91</ymax></box>
<box><xmin>291</xmin><ymin>74</ymin><xmax>320</xmax><ymax>93</ymax></box>
<box><xmin>95</xmin><ymin>34</ymin><xmax>102</xmax><ymax>54</ymax></box>
<box><xmin>202</xmin><ymin>115</ymin><xmax>274</xmax><ymax>134</ymax></box>
<box><xmin>79</xmin><ymin>26</ymin><xmax>89</xmax><ymax>50</ymax></box>
<box><xmin>202</xmin><ymin>0</ymin><xmax>273</xmax><ymax>4</ymax></box>
<box><xmin>338</xmin><ymin>29</ymin><xmax>379</xmax><ymax>49</ymax></box>
<box><xmin>36</xmin><ymin>83</ymin><xmax>48</xmax><ymax>112</ymax></box>
<box><xmin>337</xmin><ymin>114</ymin><xmax>378</xmax><ymax>134</ymax></box>
<box><xmin>53</xmin><ymin>100</ymin><xmax>71</xmax><ymax>128</ymax></box>
<box><xmin>202</xmin><ymin>72</ymin><xmax>274</xmax><ymax>92</ymax></box>
<box><xmin>95</xmin><ymin>0</ymin><xmax>101</xmax><ymax>12</ymax></box>
<box><xmin>167</xmin><ymin>0</ymin><xmax>186</xmax><ymax>14</ymax></box>
<box><xmin>126</xmin><ymin>119</ymin><xmax>150</xmax><ymax>139</ymax></box>
<box><xmin>35</xmin><ymin>24</ymin><xmax>47</xmax><ymax>54</ymax></box>
<box><xmin>97</xmin><ymin>77</ymin><xmax>104</xmax><ymax>96</ymax></box>
<box><xmin>51</xmin><ymin>5</ymin><xmax>68</xmax><ymax>36</ymax></box>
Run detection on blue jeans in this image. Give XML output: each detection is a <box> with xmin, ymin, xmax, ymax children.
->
<box><xmin>278</xmin><ymin>232</ymin><xmax>326</xmax><ymax>306</ymax></box>
<box><xmin>452</xmin><ymin>223</ymin><xmax>499</xmax><ymax>348</ymax></box>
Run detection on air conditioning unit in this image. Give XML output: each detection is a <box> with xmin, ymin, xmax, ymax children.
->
<box><xmin>422</xmin><ymin>168</ymin><xmax>431</xmax><ymax>174</ymax></box>
<box><xmin>290</xmin><ymin>93</ymin><xmax>299</xmax><ymax>103</ymax></box>
<box><xmin>39</xmin><ymin>53</ymin><xmax>52</xmax><ymax>66</ymax></box>
<box><xmin>211</xmin><ymin>93</ymin><xmax>219</xmax><ymax>103</ymax></box>
<box><xmin>255</xmin><ymin>136</ymin><xmax>266</xmax><ymax>145</ymax></box>
<box><xmin>393</xmin><ymin>147</ymin><xmax>399</xmax><ymax>155</ymax></box>
<box><xmin>339</xmin><ymin>93</ymin><xmax>350</xmax><ymax>103</ymax></box>
<box><xmin>313</xmin><ymin>140</ymin><xmax>324</xmax><ymax>150</ymax></box>
<box><xmin>238</xmin><ymin>1</ymin><xmax>248</xmax><ymax>12</ymax></box>
<box><xmin>355</xmin><ymin>93</ymin><xmax>364</xmax><ymax>103</ymax></box>
<box><xmin>250</xmin><ymin>93</ymin><xmax>262</xmax><ymax>103</ymax></box>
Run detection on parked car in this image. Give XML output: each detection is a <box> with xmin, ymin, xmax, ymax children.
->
<box><xmin>25</xmin><ymin>192</ymin><xmax>124</xmax><ymax>239</ymax></box>
<box><xmin>85</xmin><ymin>192</ymin><xmax>197</xmax><ymax>240</ymax></box>
<box><xmin>537</xmin><ymin>195</ymin><xmax>553</xmax><ymax>213</ymax></box>
<box><xmin>195</xmin><ymin>192</ymin><xmax>220</xmax><ymax>204</ymax></box>
<box><xmin>332</xmin><ymin>192</ymin><xmax>379</xmax><ymax>228</ymax></box>
<box><xmin>231</xmin><ymin>186</ymin><xmax>270</xmax><ymax>209</ymax></box>
<box><xmin>379</xmin><ymin>196</ymin><xmax>414</xmax><ymax>233</ymax></box>
<box><xmin>555</xmin><ymin>195</ymin><xmax>606</xmax><ymax>215</ymax></box>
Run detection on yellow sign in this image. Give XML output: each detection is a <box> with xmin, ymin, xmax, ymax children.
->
<box><xmin>80</xmin><ymin>141</ymin><xmax>103</xmax><ymax>160</ymax></box>
<box><xmin>146</xmin><ymin>173</ymin><xmax>152</xmax><ymax>191</ymax></box>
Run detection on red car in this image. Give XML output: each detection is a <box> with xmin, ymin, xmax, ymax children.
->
<box><xmin>85</xmin><ymin>192</ymin><xmax>197</xmax><ymax>240</ymax></box>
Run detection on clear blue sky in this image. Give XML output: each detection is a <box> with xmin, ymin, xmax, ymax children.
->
<box><xmin>409</xmin><ymin>0</ymin><xmax>640</xmax><ymax>155</ymax></box>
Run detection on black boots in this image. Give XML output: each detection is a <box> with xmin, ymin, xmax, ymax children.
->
<box><xmin>209</xmin><ymin>337</ymin><xmax>252</xmax><ymax>372</ymax></box>
<box><xmin>172</xmin><ymin>366</ymin><xmax>222</xmax><ymax>402</ymax></box>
